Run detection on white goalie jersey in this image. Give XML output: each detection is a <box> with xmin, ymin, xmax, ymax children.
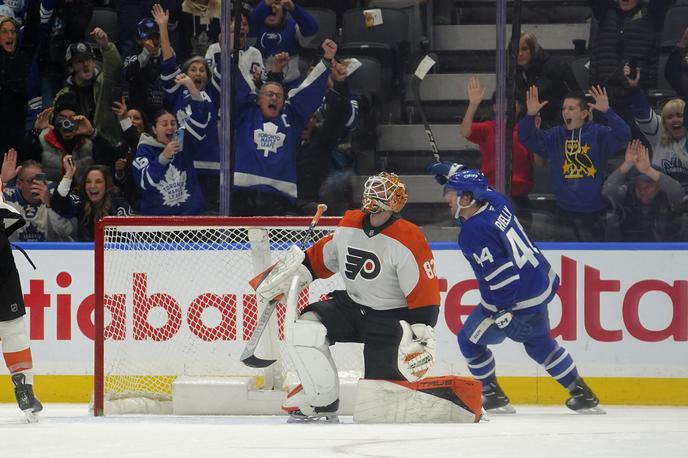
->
<box><xmin>305</xmin><ymin>210</ymin><xmax>440</xmax><ymax>312</ymax></box>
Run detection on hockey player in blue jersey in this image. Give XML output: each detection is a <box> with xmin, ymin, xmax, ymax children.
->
<box><xmin>432</xmin><ymin>165</ymin><xmax>603</xmax><ymax>414</ymax></box>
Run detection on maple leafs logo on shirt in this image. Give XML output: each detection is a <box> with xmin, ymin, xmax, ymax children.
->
<box><xmin>254</xmin><ymin>122</ymin><xmax>286</xmax><ymax>157</ymax></box>
<box><xmin>155</xmin><ymin>164</ymin><xmax>190</xmax><ymax>207</ymax></box>
<box><xmin>344</xmin><ymin>247</ymin><xmax>381</xmax><ymax>280</ymax></box>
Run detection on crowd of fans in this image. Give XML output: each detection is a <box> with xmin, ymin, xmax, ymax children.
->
<box><xmin>458</xmin><ymin>0</ymin><xmax>688</xmax><ymax>242</ymax></box>
<box><xmin>0</xmin><ymin>0</ymin><xmax>687</xmax><ymax>242</ymax></box>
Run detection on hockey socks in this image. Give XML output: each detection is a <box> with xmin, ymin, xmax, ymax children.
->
<box><xmin>542</xmin><ymin>345</ymin><xmax>579</xmax><ymax>389</ymax></box>
<box><xmin>465</xmin><ymin>349</ymin><xmax>496</xmax><ymax>383</ymax></box>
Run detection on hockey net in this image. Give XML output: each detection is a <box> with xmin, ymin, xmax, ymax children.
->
<box><xmin>92</xmin><ymin>216</ymin><xmax>360</xmax><ymax>415</ymax></box>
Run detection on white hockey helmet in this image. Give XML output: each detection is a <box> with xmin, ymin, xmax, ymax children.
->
<box><xmin>361</xmin><ymin>172</ymin><xmax>408</xmax><ymax>214</ymax></box>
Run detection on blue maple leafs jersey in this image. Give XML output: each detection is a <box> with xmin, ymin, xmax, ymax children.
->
<box><xmin>458</xmin><ymin>191</ymin><xmax>559</xmax><ymax>314</ymax></box>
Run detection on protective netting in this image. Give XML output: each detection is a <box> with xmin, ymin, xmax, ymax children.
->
<box><xmin>97</xmin><ymin>220</ymin><xmax>359</xmax><ymax>411</ymax></box>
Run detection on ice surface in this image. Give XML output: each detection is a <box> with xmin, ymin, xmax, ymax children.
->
<box><xmin>1</xmin><ymin>404</ymin><xmax>687</xmax><ymax>457</ymax></box>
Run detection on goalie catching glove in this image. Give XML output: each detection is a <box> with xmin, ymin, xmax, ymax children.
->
<box><xmin>254</xmin><ymin>245</ymin><xmax>313</xmax><ymax>302</ymax></box>
<box><xmin>397</xmin><ymin>320</ymin><xmax>436</xmax><ymax>382</ymax></box>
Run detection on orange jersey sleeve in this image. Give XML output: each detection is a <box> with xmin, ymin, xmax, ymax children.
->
<box><xmin>306</xmin><ymin>233</ymin><xmax>336</xmax><ymax>279</ymax></box>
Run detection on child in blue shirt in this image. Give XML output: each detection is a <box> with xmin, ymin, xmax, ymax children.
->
<box><xmin>518</xmin><ymin>85</ymin><xmax>631</xmax><ymax>240</ymax></box>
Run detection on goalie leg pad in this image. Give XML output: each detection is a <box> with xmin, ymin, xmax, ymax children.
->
<box><xmin>283</xmin><ymin>313</ymin><xmax>339</xmax><ymax>414</ymax></box>
<box><xmin>353</xmin><ymin>376</ymin><xmax>483</xmax><ymax>423</ymax></box>
<box><xmin>292</xmin><ymin>318</ymin><xmax>328</xmax><ymax>348</ymax></box>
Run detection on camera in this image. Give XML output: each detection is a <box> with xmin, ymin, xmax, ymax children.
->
<box><xmin>30</xmin><ymin>173</ymin><xmax>47</xmax><ymax>196</ymax></box>
<box><xmin>56</xmin><ymin>116</ymin><xmax>79</xmax><ymax>132</ymax></box>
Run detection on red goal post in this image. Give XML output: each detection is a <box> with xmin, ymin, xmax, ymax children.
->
<box><xmin>92</xmin><ymin>215</ymin><xmax>354</xmax><ymax>416</ymax></box>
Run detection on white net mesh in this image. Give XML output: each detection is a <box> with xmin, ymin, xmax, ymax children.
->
<box><xmin>96</xmin><ymin>219</ymin><xmax>360</xmax><ymax>413</ymax></box>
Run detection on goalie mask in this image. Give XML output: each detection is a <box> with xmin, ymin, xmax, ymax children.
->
<box><xmin>362</xmin><ymin>172</ymin><xmax>408</xmax><ymax>214</ymax></box>
<box><xmin>444</xmin><ymin>169</ymin><xmax>489</xmax><ymax>219</ymax></box>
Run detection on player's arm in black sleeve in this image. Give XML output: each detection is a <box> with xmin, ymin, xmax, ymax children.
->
<box><xmin>408</xmin><ymin>305</ymin><xmax>439</xmax><ymax>327</ymax></box>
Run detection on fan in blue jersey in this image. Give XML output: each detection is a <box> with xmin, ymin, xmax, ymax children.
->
<box><xmin>436</xmin><ymin>167</ymin><xmax>604</xmax><ymax>414</ymax></box>
<box><xmin>249</xmin><ymin>0</ymin><xmax>319</xmax><ymax>89</ymax></box>
<box><xmin>153</xmin><ymin>3</ymin><xmax>220</xmax><ymax>212</ymax></box>
<box><xmin>231</xmin><ymin>38</ymin><xmax>337</xmax><ymax>216</ymax></box>
<box><xmin>131</xmin><ymin>73</ymin><xmax>211</xmax><ymax>216</ymax></box>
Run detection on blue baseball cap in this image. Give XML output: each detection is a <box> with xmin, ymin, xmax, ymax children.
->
<box><xmin>137</xmin><ymin>18</ymin><xmax>159</xmax><ymax>40</ymax></box>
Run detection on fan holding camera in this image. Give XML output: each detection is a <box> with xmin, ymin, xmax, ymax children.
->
<box><xmin>24</xmin><ymin>97</ymin><xmax>121</xmax><ymax>184</ymax></box>
<box><xmin>0</xmin><ymin>149</ymin><xmax>74</xmax><ymax>242</ymax></box>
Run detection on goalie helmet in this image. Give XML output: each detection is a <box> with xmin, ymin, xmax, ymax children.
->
<box><xmin>361</xmin><ymin>172</ymin><xmax>408</xmax><ymax>214</ymax></box>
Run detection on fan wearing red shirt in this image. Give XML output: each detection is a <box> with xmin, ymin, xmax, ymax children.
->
<box><xmin>458</xmin><ymin>77</ymin><xmax>544</xmax><ymax>225</ymax></box>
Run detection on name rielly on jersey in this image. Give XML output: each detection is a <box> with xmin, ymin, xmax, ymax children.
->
<box><xmin>494</xmin><ymin>205</ymin><xmax>512</xmax><ymax>232</ymax></box>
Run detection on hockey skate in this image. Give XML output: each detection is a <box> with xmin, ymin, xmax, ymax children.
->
<box><xmin>282</xmin><ymin>385</ymin><xmax>340</xmax><ymax>423</ymax></box>
<box><xmin>566</xmin><ymin>378</ymin><xmax>605</xmax><ymax>414</ymax></box>
<box><xmin>482</xmin><ymin>380</ymin><xmax>516</xmax><ymax>414</ymax></box>
<box><xmin>12</xmin><ymin>373</ymin><xmax>43</xmax><ymax>423</ymax></box>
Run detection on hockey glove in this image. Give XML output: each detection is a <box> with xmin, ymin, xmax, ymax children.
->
<box><xmin>254</xmin><ymin>245</ymin><xmax>313</xmax><ymax>302</ymax></box>
<box><xmin>494</xmin><ymin>310</ymin><xmax>532</xmax><ymax>342</ymax></box>
<box><xmin>397</xmin><ymin>320</ymin><xmax>436</xmax><ymax>382</ymax></box>
<box><xmin>427</xmin><ymin>161</ymin><xmax>464</xmax><ymax>185</ymax></box>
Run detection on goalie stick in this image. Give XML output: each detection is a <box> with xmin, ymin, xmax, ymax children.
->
<box><xmin>410</xmin><ymin>53</ymin><xmax>440</xmax><ymax>162</ymax></box>
<box><xmin>240</xmin><ymin>204</ymin><xmax>328</xmax><ymax>368</ymax></box>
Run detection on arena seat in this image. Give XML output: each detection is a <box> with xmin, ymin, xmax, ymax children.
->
<box><xmin>302</xmin><ymin>8</ymin><xmax>338</xmax><ymax>52</ymax></box>
<box><xmin>86</xmin><ymin>7</ymin><xmax>119</xmax><ymax>44</ymax></box>
<box><xmin>660</xmin><ymin>5</ymin><xmax>688</xmax><ymax>49</ymax></box>
<box><xmin>367</xmin><ymin>0</ymin><xmax>427</xmax><ymax>55</ymax></box>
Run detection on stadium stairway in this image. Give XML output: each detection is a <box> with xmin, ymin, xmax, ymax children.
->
<box><xmin>350</xmin><ymin>1</ymin><xmax>594</xmax><ymax>233</ymax></box>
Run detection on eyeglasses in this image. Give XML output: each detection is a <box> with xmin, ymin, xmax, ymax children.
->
<box><xmin>260</xmin><ymin>91</ymin><xmax>284</xmax><ymax>100</ymax></box>
<box><xmin>0</xmin><ymin>28</ymin><xmax>17</xmax><ymax>35</ymax></box>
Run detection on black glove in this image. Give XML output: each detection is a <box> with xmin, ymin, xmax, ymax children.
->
<box><xmin>427</xmin><ymin>161</ymin><xmax>464</xmax><ymax>185</ymax></box>
<box><xmin>494</xmin><ymin>310</ymin><xmax>532</xmax><ymax>342</ymax></box>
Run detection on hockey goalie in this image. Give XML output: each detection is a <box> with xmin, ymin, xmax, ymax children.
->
<box><xmin>253</xmin><ymin>172</ymin><xmax>482</xmax><ymax>423</ymax></box>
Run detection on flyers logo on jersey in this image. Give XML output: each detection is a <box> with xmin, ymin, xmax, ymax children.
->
<box><xmin>344</xmin><ymin>247</ymin><xmax>381</xmax><ymax>280</ymax></box>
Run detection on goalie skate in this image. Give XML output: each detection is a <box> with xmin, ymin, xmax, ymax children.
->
<box><xmin>282</xmin><ymin>385</ymin><xmax>339</xmax><ymax>423</ymax></box>
<box><xmin>566</xmin><ymin>378</ymin><xmax>605</xmax><ymax>415</ymax></box>
<box><xmin>482</xmin><ymin>380</ymin><xmax>516</xmax><ymax>414</ymax></box>
<box><xmin>12</xmin><ymin>373</ymin><xmax>43</xmax><ymax>423</ymax></box>
<box><xmin>285</xmin><ymin>409</ymin><xmax>340</xmax><ymax>424</ymax></box>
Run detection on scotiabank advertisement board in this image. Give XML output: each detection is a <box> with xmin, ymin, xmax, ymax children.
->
<box><xmin>4</xmin><ymin>243</ymin><xmax>687</xmax><ymax>383</ymax></box>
